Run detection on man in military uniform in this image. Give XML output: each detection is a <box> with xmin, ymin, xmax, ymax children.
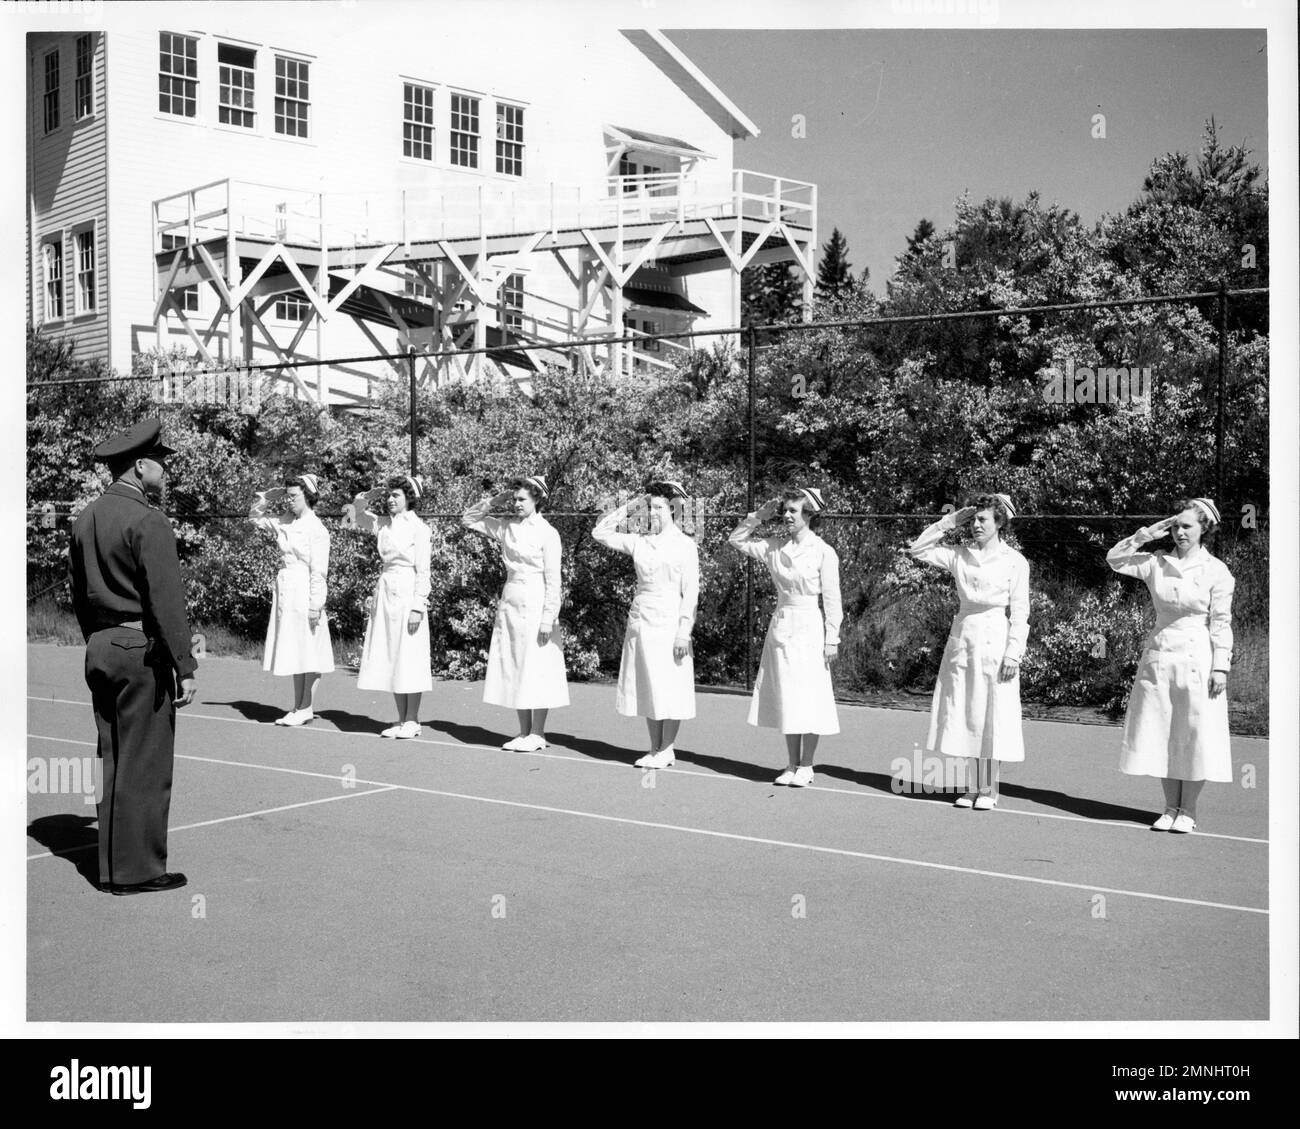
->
<box><xmin>68</xmin><ymin>418</ymin><xmax>198</xmax><ymax>895</ymax></box>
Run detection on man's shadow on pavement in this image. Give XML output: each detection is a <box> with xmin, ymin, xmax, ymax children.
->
<box><xmin>27</xmin><ymin>814</ymin><xmax>100</xmax><ymax>888</ymax></box>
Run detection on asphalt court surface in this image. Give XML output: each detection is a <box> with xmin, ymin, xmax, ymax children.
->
<box><xmin>26</xmin><ymin>643</ymin><xmax>1269</xmax><ymax>1022</ymax></box>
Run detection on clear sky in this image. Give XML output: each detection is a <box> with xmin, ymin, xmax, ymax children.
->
<box><xmin>671</xmin><ymin>29</ymin><xmax>1269</xmax><ymax>292</ymax></box>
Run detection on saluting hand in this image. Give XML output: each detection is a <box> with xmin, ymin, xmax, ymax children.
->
<box><xmin>755</xmin><ymin>497</ymin><xmax>780</xmax><ymax>521</ymax></box>
<box><xmin>1136</xmin><ymin>515</ymin><xmax>1178</xmax><ymax>544</ymax></box>
<box><xmin>946</xmin><ymin>505</ymin><xmax>978</xmax><ymax>526</ymax></box>
<box><xmin>177</xmin><ymin>676</ymin><xmax>197</xmax><ymax>707</ymax></box>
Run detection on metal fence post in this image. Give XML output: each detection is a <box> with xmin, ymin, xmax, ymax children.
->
<box><xmin>746</xmin><ymin>323</ymin><xmax>757</xmax><ymax>691</ymax></box>
<box><xmin>408</xmin><ymin>346</ymin><xmax>418</xmax><ymax>477</ymax></box>
<box><xmin>1216</xmin><ymin>277</ymin><xmax>1227</xmax><ymax>503</ymax></box>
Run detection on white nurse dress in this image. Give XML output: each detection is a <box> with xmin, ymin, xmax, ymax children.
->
<box><xmin>729</xmin><ymin>514</ymin><xmax>842</xmax><ymax>735</ymax></box>
<box><xmin>356</xmin><ymin>505</ymin><xmax>433</xmax><ymax>694</ymax></box>
<box><xmin>592</xmin><ymin>503</ymin><xmax>699</xmax><ymax>720</ymax></box>
<box><xmin>249</xmin><ymin>495</ymin><xmax>336</xmax><ymax>676</ymax></box>
<box><xmin>463</xmin><ymin>499</ymin><xmax>570</xmax><ymax>710</ymax></box>
<box><xmin>1107</xmin><ymin>531</ymin><xmax>1234</xmax><ymax>782</ymax></box>
<box><xmin>908</xmin><ymin>516</ymin><xmax>1029</xmax><ymax>762</ymax></box>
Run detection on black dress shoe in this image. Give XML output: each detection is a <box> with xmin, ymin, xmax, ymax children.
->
<box><xmin>104</xmin><ymin>872</ymin><xmax>188</xmax><ymax>896</ymax></box>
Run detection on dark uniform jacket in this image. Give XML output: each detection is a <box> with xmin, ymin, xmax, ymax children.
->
<box><xmin>69</xmin><ymin>480</ymin><xmax>198</xmax><ymax>679</ymax></box>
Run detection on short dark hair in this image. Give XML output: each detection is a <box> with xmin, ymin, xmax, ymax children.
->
<box><xmin>779</xmin><ymin>487</ymin><xmax>821</xmax><ymax>530</ymax></box>
<box><xmin>1173</xmin><ymin>497</ymin><xmax>1218</xmax><ymax>546</ymax></box>
<box><xmin>510</xmin><ymin>476</ymin><xmax>545</xmax><ymax>509</ymax></box>
<box><xmin>386</xmin><ymin>475</ymin><xmax>420</xmax><ymax>511</ymax></box>
<box><xmin>966</xmin><ymin>493</ymin><xmax>1011</xmax><ymax>533</ymax></box>
<box><xmin>284</xmin><ymin>477</ymin><xmax>318</xmax><ymax>508</ymax></box>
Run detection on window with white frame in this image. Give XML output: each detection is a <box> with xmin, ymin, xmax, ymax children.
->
<box><xmin>218</xmin><ymin>43</ymin><xmax>256</xmax><ymax>129</ymax></box>
<box><xmin>502</xmin><ymin>273</ymin><xmax>524</xmax><ymax>330</ymax></box>
<box><xmin>275</xmin><ymin>293</ymin><xmax>309</xmax><ymax>321</ymax></box>
<box><xmin>75</xmin><ymin>35</ymin><xmax>94</xmax><ymax>119</ymax></box>
<box><xmin>495</xmin><ymin>103</ymin><xmax>524</xmax><ymax>176</ymax></box>
<box><xmin>43</xmin><ymin>49</ymin><xmax>60</xmax><ymax>133</ymax></box>
<box><xmin>403</xmin><ymin>82</ymin><xmax>434</xmax><ymax>161</ymax></box>
<box><xmin>43</xmin><ymin>239</ymin><xmax>64</xmax><ymax>321</ymax></box>
<box><xmin>160</xmin><ymin>234</ymin><xmax>199</xmax><ymax>313</ymax></box>
<box><xmin>74</xmin><ymin>228</ymin><xmax>96</xmax><ymax>314</ymax></box>
<box><xmin>158</xmin><ymin>32</ymin><xmax>197</xmax><ymax>117</ymax></box>
<box><xmin>274</xmin><ymin>55</ymin><xmax>309</xmax><ymax>137</ymax></box>
<box><xmin>450</xmin><ymin>92</ymin><xmax>479</xmax><ymax>168</ymax></box>
<box><xmin>641</xmin><ymin>318</ymin><xmax>661</xmax><ymax>351</ymax></box>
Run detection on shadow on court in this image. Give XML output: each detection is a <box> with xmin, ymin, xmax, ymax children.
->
<box><xmin>27</xmin><ymin>814</ymin><xmax>100</xmax><ymax>888</ymax></box>
<box><xmin>206</xmin><ymin>699</ymin><xmax>284</xmax><ymax>724</ymax></box>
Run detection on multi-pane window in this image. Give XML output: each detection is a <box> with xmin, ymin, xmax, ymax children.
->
<box><xmin>404</xmin><ymin>263</ymin><xmax>435</xmax><ymax>300</ymax></box>
<box><xmin>450</xmin><ymin>92</ymin><xmax>479</xmax><ymax>168</ymax></box>
<box><xmin>160</xmin><ymin>234</ymin><xmax>199</xmax><ymax>312</ymax></box>
<box><xmin>403</xmin><ymin>83</ymin><xmax>434</xmax><ymax>160</ymax></box>
<box><xmin>75</xmin><ymin>229</ymin><xmax>96</xmax><ymax>313</ymax></box>
<box><xmin>495</xmin><ymin>103</ymin><xmax>524</xmax><ymax>176</ymax></box>
<box><xmin>641</xmin><ymin>318</ymin><xmax>661</xmax><ymax>352</ymax></box>
<box><xmin>158</xmin><ymin>32</ymin><xmax>197</xmax><ymax>117</ymax></box>
<box><xmin>43</xmin><ymin>49</ymin><xmax>60</xmax><ymax>133</ymax></box>
<box><xmin>618</xmin><ymin>153</ymin><xmax>636</xmax><ymax>193</ymax></box>
<box><xmin>218</xmin><ymin>43</ymin><xmax>256</xmax><ymax>128</ymax></box>
<box><xmin>275</xmin><ymin>293</ymin><xmax>309</xmax><ymax>321</ymax></box>
<box><xmin>502</xmin><ymin>274</ymin><xmax>524</xmax><ymax>330</ymax></box>
<box><xmin>75</xmin><ymin>35</ymin><xmax>94</xmax><ymax>119</ymax></box>
<box><xmin>274</xmin><ymin>55</ymin><xmax>309</xmax><ymax>137</ymax></box>
<box><xmin>44</xmin><ymin>240</ymin><xmax>63</xmax><ymax>320</ymax></box>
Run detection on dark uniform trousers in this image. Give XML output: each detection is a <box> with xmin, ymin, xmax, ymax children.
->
<box><xmin>85</xmin><ymin>627</ymin><xmax>179</xmax><ymax>887</ymax></box>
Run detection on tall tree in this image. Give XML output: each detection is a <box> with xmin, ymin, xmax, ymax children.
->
<box><xmin>905</xmin><ymin>218</ymin><xmax>936</xmax><ymax>255</ymax></box>
<box><xmin>742</xmin><ymin>260</ymin><xmax>802</xmax><ymax>339</ymax></box>
<box><xmin>815</xmin><ymin>227</ymin><xmax>854</xmax><ymax>301</ymax></box>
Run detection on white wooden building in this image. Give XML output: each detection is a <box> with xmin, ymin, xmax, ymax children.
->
<box><xmin>26</xmin><ymin>3</ymin><xmax>816</xmax><ymax>402</ymax></box>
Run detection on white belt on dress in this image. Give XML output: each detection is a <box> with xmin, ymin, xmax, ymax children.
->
<box><xmin>776</xmin><ymin>594</ymin><xmax>820</xmax><ymax>609</ymax></box>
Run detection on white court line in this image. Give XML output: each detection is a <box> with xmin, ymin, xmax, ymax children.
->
<box><xmin>26</xmin><ymin>779</ymin><xmax>398</xmax><ymax>860</ymax></box>
<box><xmin>24</xmin><ymin>736</ymin><xmax>1268</xmax><ymax>915</ymax></box>
<box><xmin>28</xmin><ymin>696</ymin><xmax>1269</xmax><ymax>846</ymax></box>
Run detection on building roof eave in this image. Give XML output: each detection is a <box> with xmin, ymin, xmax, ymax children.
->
<box><xmin>620</xmin><ymin>28</ymin><xmax>760</xmax><ymax>141</ymax></box>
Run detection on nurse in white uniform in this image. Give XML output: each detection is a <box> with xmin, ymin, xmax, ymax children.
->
<box><xmin>592</xmin><ymin>480</ymin><xmax>700</xmax><ymax>769</ymax></box>
<box><xmin>462</xmin><ymin>475</ymin><xmax>569</xmax><ymax>751</ymax></box>
<box><xmin>728</xmin><ymin>487</ymin><xmax>841</xmax><ymax>787</ymax></box>
<box><xmin>354</xmin><ymin>474</ymin><xmax>433</xmax><ymax>739</ymax></box>
<box><xmin>1107</xmin><ymin>497</ymin><xmax>1234</xmax><ymax>833</ymax></box>
<box><xmin>249</xmin><ymin>473</ymin><xmax>335</xmax><ymax>726</ymax></box>
<box><xmin>905</xmin><ymin>493</ymin><xmax>1029</xmax><ymax>809</ymax></box>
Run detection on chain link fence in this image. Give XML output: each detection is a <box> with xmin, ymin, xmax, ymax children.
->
<box><xmin>27</xmin><ymin>285</ymin><xmax>1270</xmax><ymax>733</ymax></box>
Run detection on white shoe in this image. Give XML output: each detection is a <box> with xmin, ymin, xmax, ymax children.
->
<box><xmin>521</xmin><ymin>733</ymin><xmax>548</xmax><ymax>751</ymax></box>
<box><xmin>1151</xmin><ymin>809</ymin><xmax>1177</xmax><ymax>831</ymax></box>
<box><xmin>774</xmin><ymin>768</ymin><xmax>797</xmax><ymax>786</ymax></box>
<box><xmin>281</xmin><ymin>710</ymin><xmax>313</xmax><ymax>727</ymax></box>
<box><xmin>790</xmin><ymin>766</ymin><xmax>814</xmax><ymax>788</ymax></box>
<box><xmin>637</xmin><ymin>749</ymin><xmax>675</xmax><ymax>770</ymax></box>
<box><xmin>954</xmin><ymin>793</ymin><xmax>976</xmax><ymax>808</ymax></box>
<box><xmin>1170</xmin><ymin>812</ymin><xmax>1196</xmax><ymax>834</ymax></box>
<box><xmin>503</xmin><ymin>735</ymin><xmax>528</xmax><ymax>750</ymax></box>
<box><xmin>380</xmin><ymin>724</ymin><xmax>402</xmax><ymax>739</ymax></box>
<box><xmin>394</xmin><ymin>721</ymin><xmax>420</xmax><ymax>740</ymax></box>
<box><xmin>274</xmin><ymin>711</ymin><xmax>297</xmax><ymax>726</ymax></box>
<box><xmin>973</xmin><ymin>794</ymin><xmax>997</xmax><ymax>810</ymax></box>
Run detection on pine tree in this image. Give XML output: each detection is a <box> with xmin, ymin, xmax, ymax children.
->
<box><xmin>742</xmin><ymin>260</ymin><xmax>802</xmax><ymax>337</ymax></box>
<box><xmin>905</xmin><ymin>218</ymin><xmax>936</xmax><ymax>254</ymax></box>
<box><xmin>815</xmin><ymin>228</ymin><xmax>854</xmax><ymax>301</ymax></box>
